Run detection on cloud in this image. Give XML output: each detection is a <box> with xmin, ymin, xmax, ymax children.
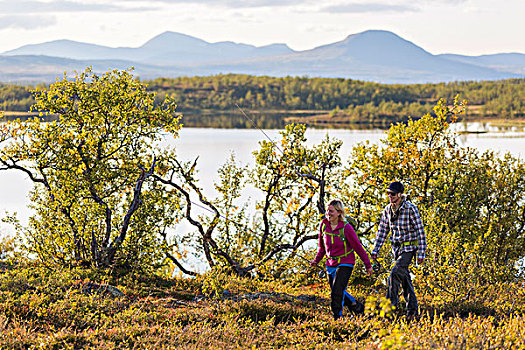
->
<box><xmin>0</xmin><ymin>14</ymin><xmax>57</xmax><ymax>29</ymax></box>
<box><xmin>423</xmin><ymin>0</ymin><xmax>467</xmax><ymax>3</ymax></box>
<box><xmin>321</xmin><ymin>2</ymin><xmax>418</xmax><ymax>13</ymax></box>
<box><xmin>122</xmin><ymin>0</ymin><xmax>310</xmax><ymax>8</ymax></box>
<box><xmin>0</xmin><ymin>0</ymin><xmax>152</xmax><ymax>14</ymax></box>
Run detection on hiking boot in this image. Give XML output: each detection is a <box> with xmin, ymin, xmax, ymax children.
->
<box><xmin>348</xmin><ymin>300</ymin><xmax>365</xmax><ymax>314</ymax></box>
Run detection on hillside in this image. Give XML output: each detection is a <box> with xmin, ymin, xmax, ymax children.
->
<box><xmin>1</xmin><ymin>30</ymin><xmax>523</xmax><ymax>84</ymax></box>
<box><xmin>2</xmin><ymin>75</ymin><xmax>524</xmax><ymax>128</ymax></box>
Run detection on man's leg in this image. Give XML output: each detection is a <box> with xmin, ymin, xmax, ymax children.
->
<box><xmin>387</xmin><ymin>249</ymin><xmax>415</xmax><ymax>312</ymax></box>
<box><xmin>398</xmin><ymin>252</ymin><xmax>418</xmax><ymax>316</ymax></box>
<box><xmin>387</xmin><ymin>248</ymin><xmax>402</xmax><ymax>309</ymax></box>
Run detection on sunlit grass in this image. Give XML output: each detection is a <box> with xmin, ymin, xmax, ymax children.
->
<box><xmin>1</xmin><ymin>264</ymin><xmax>524</xmax><ymax>349</ymax></box>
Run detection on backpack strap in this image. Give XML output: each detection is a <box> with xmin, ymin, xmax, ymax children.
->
<box><xmin>321</xmin><ymin>222</ymin><xmax>353</xmax><ymax>264</ymax></box>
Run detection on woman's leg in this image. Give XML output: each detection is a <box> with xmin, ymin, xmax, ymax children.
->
<box><xmin>330</xmin><ymin>266</ymin><xmax>353</xmax><ymax>320</ymax></box>
<box><xmin>344</xmin><ymin>291</ymin><xmax>365</xmax><ymax>314</ymax></box>
<box><xmin>344</xmin><ymin>290</ymin><xmax>356</xmax><ymax>305</ymax></box>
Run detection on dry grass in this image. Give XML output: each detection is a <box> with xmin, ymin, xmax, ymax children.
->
<box><xmin>0</xmin><ymin>265</ymin><xmax>524</xmax><ymax>349</ymax></box>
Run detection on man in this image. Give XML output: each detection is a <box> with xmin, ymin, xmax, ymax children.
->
<box><xmin>371</xmin><ymin>181</ymin><xmax>426</xmax><ymax>318</ymax></box>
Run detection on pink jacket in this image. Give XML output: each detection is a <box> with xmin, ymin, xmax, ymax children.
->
<box><xmin>313</xmin><ymin>219</ymin><xmax>372</xmax><ymax>269</ymax></box>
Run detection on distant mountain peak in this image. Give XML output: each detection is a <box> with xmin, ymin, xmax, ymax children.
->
<box><xmin>140</xmin><ymin>31</ymin><xmax>209</xmax><ymax>49</ymax></box>
<box><xmin>350</xmin><ymin>29</ymin><xmax>399</xmax><ymax>37</ymax></box>
<box><xmin>342</xmin><ymin>29</ymin><xmax>414</xmax><ymax>46</ymax></box>
<box><xmin>4</xmin><ymin>38</ymin><xmax>109</xmax><ymax>52</ymax></box>
<box><xmin>260</xmin><ymin>43</ymin><xmax>291</xmax><ymax>50</ymax></box>
<box><xmin>0</xmin><ymin>29</ymin><xmax>522</xmax><ymax>83</ymax></box>
<box><xmin>150</xmin><ymin>31</ymin><xmax>205</xmax><ymax>40</ymax></box>
<box><xmin>333</xmin><ymin>29</ymin><xmax>432</xmax><ymax>61</ymax></box>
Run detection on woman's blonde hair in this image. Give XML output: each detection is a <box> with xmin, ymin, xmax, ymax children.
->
<box><xmin>328</xmin><ymin>199</ymin><xmax>345</xmax><ymax>222</ymax></box>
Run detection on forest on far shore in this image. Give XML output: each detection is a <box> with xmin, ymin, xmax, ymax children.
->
<box><xmin>1</xmin><ymin>74</ymin><xmax>524</xmax><ymax>127</ymax></box>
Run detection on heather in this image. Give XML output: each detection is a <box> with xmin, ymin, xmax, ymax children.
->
<box><xmin>0</xmin><ymin>263</ymin><xmax>524</xmax><ymax>349</ymax></box>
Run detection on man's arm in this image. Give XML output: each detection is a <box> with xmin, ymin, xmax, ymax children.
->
<box><xmin>411</xmin><ymin>205</ymin><xmax>426</xmax><ymax>263</ymax></box>
<box><xmin>371</xmin><ymin>208</ymin><xmax>389</xmax><ymax>259</ymax></box>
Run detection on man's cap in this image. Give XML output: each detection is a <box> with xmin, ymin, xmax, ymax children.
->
<box><xmin>387</xmin><ymin>181</ymin><xmax>404</xmax><ymax>194</ymax></box>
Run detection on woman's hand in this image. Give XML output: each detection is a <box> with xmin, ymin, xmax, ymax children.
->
<box><xmin>366</xmin><ymin>266</ymin><xmax>373</xmax><ymax>276</ymax></box>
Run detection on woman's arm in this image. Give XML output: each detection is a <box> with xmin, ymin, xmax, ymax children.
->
<box><xmin>311</xmin><ymin>222</ymin><xmax>326</xmax><ymax>265</ymax></box>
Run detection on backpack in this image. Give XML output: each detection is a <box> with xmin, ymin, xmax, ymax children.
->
<box><xmin>320</xmin><ymin>219</ymin><xmax>355</xmax><ymax>264</ymax></box>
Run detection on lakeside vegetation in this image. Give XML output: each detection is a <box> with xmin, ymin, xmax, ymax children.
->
<box><xmin>1</xmin><ymin>68</ymin><xmax>524</xmax><ymax>348</ymax></box>
<box><xmin>1</xmin><ymin>75</ymin><xmax>524</xmax><ymax>128</ymax></box>
<box><xmin>1</xmin><ymin>264</ymin><xmax>524</xmax><ymax>349</ymax></box>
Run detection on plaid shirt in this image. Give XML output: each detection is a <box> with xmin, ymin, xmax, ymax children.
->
<box><xmin>372</xmin><ymin>199</ymin><xmax>427</xmax><ymax>260</ymax></box>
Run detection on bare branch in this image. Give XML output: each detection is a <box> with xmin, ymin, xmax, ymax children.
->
<box><xmin>165</xmin><ymin>252</ymin><xmax>198</xmax><ymax>276</ymax></box>
<box><xmin>295</xmin><ymin>171</ymin><xmax>323</xmax><ymax>183</ymax></box>
<box><xmin>76</xmin><ymin>142</ymin><xmax>112</xmax><ymax>247</ymax></box>
<box><xmin>259</xmin><ymin>174</ymin><xmax>281</xmax><ymax>257</ymax></box>
<box><xmin>91</xmin><ymin>228</ymin><xmax>99</xmax><ymax>267</ymax></box>
<box><xmin>107</xmin><ymin>157</ymin><xmax>156</xmax><ymax>263</ymax></box>
<box><xmin>152</xmin><ymin>172</ymin><xmax>217</xmax><ymax>268</ymax></box>
<box><xmin>244</xmin><ymin>233</ymin><xmax>318</xmax><ymax>273</ymax></box>
<box><xmin>0</xmin><ymin>158</ymin><xmax>46</xmax><ymax>185</ymax></box>
<box><xmin>153</xmin><ymin>160</ymin><xmax>248</xmax><ymax>274</ymax></box>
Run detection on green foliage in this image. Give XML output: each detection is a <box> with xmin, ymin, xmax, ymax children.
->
<box><xmin>2</xmin><ymin>67</ymin><xmax>525</xmax><ymax>314</ymax></box>
<box><xmin>210</xmin><ymin>155</ymin><xmax>252</xmax><ymax>262</ymax></box>
<box><xmin>148</xmin><ymin>75</ymin><xmax>525</xmax><ymax>119</ymax></box>
<box><xmin>3</xmin><ymin>76</ymin><xmax>525</xmax><ymax>127</ymax></box>
<box><xmin>0</xmin><ymin>68</ymin><xmax>182</xmax><ymax>269</ymax></box>
<box><xmin>156</xmin><ymin>122</ymin><xmax>346</xmax><ymax>277</ymax></box>
<box><xmin>250</xmin><ymin>124</ymin><xmax>341</xmax><ymax>259</ymax></box>
<box><xmin>142</xmin><ymin>95</ymin><xmax>525</xmax><ymax>285</ymax></box>
<box><xmin>0</xmin><ymin>229</ymin><xmax>26</xmax><ymax>266</ymax></box>
<box><xmin>2</xmin><ymin>70</ymin><xmax>525</xmax><ymax>347</ymax></box>
<box><xmin>366</xmin><ymin>295</ymin><xmax>396</xmax><ymax>319</ymax></box>
<box><xmin>0</xmin><ymin>83</ymin><xmax>36</xmax><ymax>112</ymax></box>
<box><xmin>342</xmin><ymin>97</ymin><xmax>525</xmax><ymax>296</ymax></box>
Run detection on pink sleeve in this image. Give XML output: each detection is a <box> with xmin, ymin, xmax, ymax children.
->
<box><xmin>313</xmin><ymin>223</ymin><xmax>326</xmax><ymax>264</ymax></box>
<box><xmin>345</xmin><ymin>224</ymin><xmax>372</xmax><ymax>269</ymax></box>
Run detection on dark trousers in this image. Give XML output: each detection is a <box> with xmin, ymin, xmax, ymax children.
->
<box><xmin>387</xmin><ymin>250</ymin><xmax>418</xmax><ymax>315</ymax></box>
<box><xmin>327</xmin><ymin>265</ymin><xmax>353</xmax><ymax>320</ymax></box>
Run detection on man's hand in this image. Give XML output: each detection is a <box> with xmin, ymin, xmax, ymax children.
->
<box><xmin>310</xmin><ymin>260</ymin><xmax>318</xmax><ymax>267</ymax></box>
<box><xmin>366</xmin><ymin>266</ymin><xmax>373</xmax><ymax>277</ymax></box>
<box><xmin>371</xmin><ymin>253</ymin><xmax>377</xmax><ymax>261</ymax></box>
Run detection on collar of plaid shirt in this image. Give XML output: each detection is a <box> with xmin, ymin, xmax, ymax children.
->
<box><xmin>389</xmin><ymin>197</ymin><xmax>406</xmax><ymax>222</ymax></box>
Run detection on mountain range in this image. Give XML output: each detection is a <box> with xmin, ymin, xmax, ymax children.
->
<box><xmin>1</xmin><ymin>30</ymin><xmax>524</xmax><ymax>84</ymax></box>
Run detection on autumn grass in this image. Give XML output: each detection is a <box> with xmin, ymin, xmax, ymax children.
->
<box><xmin>0</xmin><ymin>264</ymin><xmax>524</xmax><ymax>349</ymax></box>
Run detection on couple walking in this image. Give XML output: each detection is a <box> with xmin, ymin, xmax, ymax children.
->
<box><xmin>310</xmin><ymin>181</ymin><xmax>427</xmax><ymax>320</ymax></box>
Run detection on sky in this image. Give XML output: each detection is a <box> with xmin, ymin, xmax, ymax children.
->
<box><xmin>0</xmin><ymin>0</ymin><xmax>523</xmax><ymax>56</ymax></box>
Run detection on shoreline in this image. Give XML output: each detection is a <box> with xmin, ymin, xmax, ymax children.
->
<box><xmin>3</xmin><ymin>110</ymin><xmax>525</xmax><ymax>129</ymax></box>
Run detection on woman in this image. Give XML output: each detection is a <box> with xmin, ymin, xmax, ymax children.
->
<box><xmin>311</xmin><ymin>199</ymin><xmax>373</xmax><ymax>320</ymax></box>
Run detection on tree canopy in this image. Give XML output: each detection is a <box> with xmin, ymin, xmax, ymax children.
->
<box><xmin>0</xmin><ymin>68</ymin><xmax>182</xmax><ymax>269</ymax></box>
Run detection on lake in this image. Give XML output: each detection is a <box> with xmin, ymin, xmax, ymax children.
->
<box><xmin>1</xmin><ymin>123</ymin><xmax>524</xmax><ymax>237</ymax></box>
